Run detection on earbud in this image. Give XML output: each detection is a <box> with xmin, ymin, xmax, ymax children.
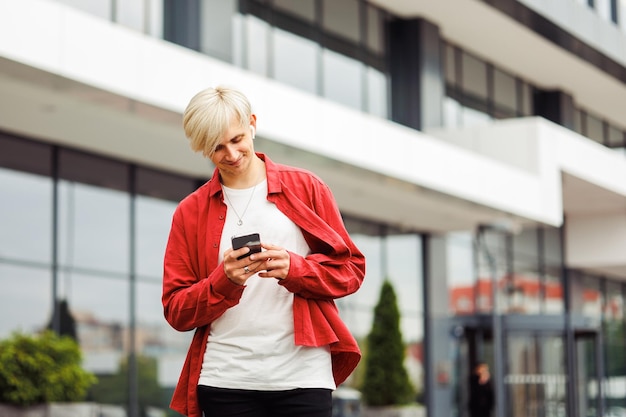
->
<box><xmin>250</xmin><ymin>125</ymin><xmax>256</xmax><ymax>139</ymax></box>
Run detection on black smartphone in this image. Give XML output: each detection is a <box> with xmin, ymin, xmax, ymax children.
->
<box><xmin>231</xmin><ymin>233</ymin><xmax>262</xmax><ymax>260</ymax></box>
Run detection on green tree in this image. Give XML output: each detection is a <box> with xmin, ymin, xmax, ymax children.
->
<box><xmin>0</xmin><ymin>331</ymin><xmax>96</xmax><ymax>406</ymax></box>
<box><xmin>360</xmin><ymin>280</ymin><xmax>414</xmax><ymax>406</ymax></box>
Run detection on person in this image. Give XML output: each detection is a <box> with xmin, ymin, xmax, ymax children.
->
<box><xmin>162</xmin><ymin>85</ymin><xmax>366</xmax><ymax>417</ymax></box>
<box><xmin>468</xmin><ymin>362</ymin><xmax>495</xmax><ymax>417</ymax></box>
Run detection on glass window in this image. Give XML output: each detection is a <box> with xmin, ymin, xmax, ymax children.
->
<box><xmin>385</xmin><ymin>234</ymin><xmax>424</xmax><ymax>397</ymax></box>
<box><xmin>586</xmin><ymin>113</ymin><xmax>605</xmax><ymax>144</ymax></box>
<box><xmin>274</xmin><ymin>0</ymin><xmax>316</xmax><ymax>22</ymax></box>
<box><xmin>476</xmin><ymin>230</ymin><xmax>507</xmax><ymax>314</ymax></box>
<box><xmin>620</xmin><ymin>0</ymin><xmax>626</xmax><ymax>32</ymax></box>
<box><xmin>443</xmin><ymin>96</ymin><xmax>462</xmax><ymax>129</ymax></box>
<box><xmin>200</xmin><ymin>0</ymin><xmax>237</xmax><ymax>62</ymax></box>
<box><xmin>385</xmin><ymin>234</ymin><xmax>424</xmax><ymax>343</ymax></box>
<box><xmin>573</xmin><ymin>108</ymin><xmax>583</xmax><ymax>135</ymax></box>
<box><xmin>322</xmin><ymin>49</ymin><xmax>363</xmax><ymax>110</ymax></box>
<box><xmin>461</xmin><ymin>52</ymin><xmax>488</xmax><ymax>102</ymax></box>
<box><xmin>135</xmin><ymin>197</ymin><xmax>177</xmax><ymax>279</ymax></box>
<box><xmin>570</xmin><ymin>272</ymin><xmax>603</xmax><ymax>325</ymax></box>
<box><xmin>447</xmin><ymin>232</ymin><xmax>476</xmax><ymax>315</ymax></box>
<box><xmin>603</xmin><ymin>281</ymin><xmax>625</xmax><ymax>412</ymax></box>
<box><xmin>461</xmin><ymin>106</ymin><xmax>492</xmax><ymax>128</ymax></box>
<box><xmin>338</xmin><ymin>232</ymin><xmax>381</xmax><ymax>339</ymax></box>
<box><xmin>444</xmin><ymin>44</ymin><xmax>457</xmax><ymax>87</ymax></box>
<box><xmin>520</xmin><ymin>82</ymin><xmax>533</xmax><ymax>116</ymax></box>
<box><xmin>596</xmin><ymin>0</ymin><xmax>613</xmax><ymax>21</ymax></box>
<box><xmin>272</xmin><ymin>28</ymin><xmax>319</xmax><ymax>94</ymax></box>
<box><xmin>115</xmin><ymin>0</ymin><xmax>144</xmax><ymax>31</ymax></box>
<box><xmin>73</xmin><ymin>273</ymin><xmax>128</xmax><ymax>370</ymax></box>
<box><xmin>322</xmin><ymin>0</ymin><xmax>360</xmax><ymax>43</ymax></box>
<box><xmin>366</xmin><ymin>66</ymin><xmax>388</xmax><ymax>118</ymax></box>
<box><xmin>365</xmin><ymin>5</ymin><xmax>384</xmax><ymax>54</ymax></box>
<box><xmin>147</xmin><ymin>0</ymin><xmax>164</xmax><ymax>38</ymax></box>
<box><xmin>540</xmin><ymin>336</ymin><xmax>567</xmax><ymax>417</ymax></box>
<box><xmin>0</xmin><ymin>265</ymin><xmax>51</xmax><ymax>338</ymax></box>
<box><xmin>0</xmin><ymin>133</ymin><xmax>51</xmax><ymax>177</ymax></box>
<box><xmin>57</xmin><ymin>181</ymin><xmax>129</xmax><ymax>275</ymax></box>
<box><xmin>543</xmin><ymin>228</ymin><xmax>564</xmax><ymax>314</ymax></box>
<box><xmin>511</xmin><ymin>229</ymin><xmax>540</xmax><ymax>314</ymax></box>
<box><xmin>493</xmin><ymin>69</ymin><xmax>517</xmax><ymax>116</ymax></box>
<box><xmin>608</xmin><ymin>125</ymin><xmax>625</xmax><ymax>149</ymax></box>
<box><xmin>0</xmin><ymin>169</ymin><xmax>52</xmax><ymax>264</ymax></box>
<box><xmin>507</xmin><ymin>334</ymin><xmax>540</xmax><ymax>417</ymax></box>
<box><xmin>244</xmin><ymin>14</ymin><xmax>270</xmax><ymax>75</ymax></box>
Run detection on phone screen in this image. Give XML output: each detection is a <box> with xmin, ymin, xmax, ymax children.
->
<box><xmin>231</xmin><ymin>233</ymin><xmax>261</xmax><ymax>260</ymax></box>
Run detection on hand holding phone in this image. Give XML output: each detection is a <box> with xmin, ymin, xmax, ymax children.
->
<box><xmin>231</xmin><ymin>233</ymin><xmax>262</xmax><ymax>260</ymax></box>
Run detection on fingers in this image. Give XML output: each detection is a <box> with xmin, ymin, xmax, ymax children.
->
<box><xmin>253</xmin><ymin>243</ymin><xmax>290</xmax><ymax>280</ymax></box>
<box><xmin>224</xmin><ymin>243</ymin><xmax>291</xmax><ymax>283</ymax></box>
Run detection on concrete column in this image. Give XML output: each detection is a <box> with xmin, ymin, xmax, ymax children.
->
<box><xmin>423</xmin><ymin>234</ymin><xmax>452</xmax><ymax>417</ymax></box>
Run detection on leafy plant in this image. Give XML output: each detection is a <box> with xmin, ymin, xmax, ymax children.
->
<box><xmin>0</xmin><ymin>331</ymin><xmax>96</xmax><ymax>406</ymax></box>
<box><xmin>360</xmin><ymin>280</ymin><xmax>414</xmax><ymax>406</ymax></box>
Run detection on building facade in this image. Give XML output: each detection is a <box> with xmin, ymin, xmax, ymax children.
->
<box><xmin>0</xmin><ymin>1</ymin><xmax>625</xmax><ymax>416</ymax></box>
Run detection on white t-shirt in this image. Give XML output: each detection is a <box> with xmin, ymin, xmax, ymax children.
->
<box><xmin>198</xmin><ymin>180</ymin><xmax>335</xmax><ymax>390</ymax></box>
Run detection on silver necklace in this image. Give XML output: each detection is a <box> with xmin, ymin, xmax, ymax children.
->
<box><xmin>223</xmin><ymin>182</ymin><xmax>259</xmax><ymax>226</ymax></box>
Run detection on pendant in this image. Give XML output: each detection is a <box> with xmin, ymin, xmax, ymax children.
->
<box><xmin>237</xmin><ymin>219</ymin><xmax>243</xmax><ymax>226</ymax></box>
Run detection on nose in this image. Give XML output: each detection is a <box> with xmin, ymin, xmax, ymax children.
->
<box><xmin>223</xmin><ymin>144</ymin><xmax>238</xmax><ymax>160</ymax></box>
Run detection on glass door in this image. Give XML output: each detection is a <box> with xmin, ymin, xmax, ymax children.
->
<box><xmin>574</xmin><ymin>332</ymin><xmax>600</xmax><ymax>417</ymax></box>
<box><xmin>506</xmin><ymin>332</ymin><xmax>567</xmax><ymax>417</ymax></box>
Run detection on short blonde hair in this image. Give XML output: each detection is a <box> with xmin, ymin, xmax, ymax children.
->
<box><xmin>182</xmin><ymin>86</ymin><xmax>252</xmax><ymax>157</ymax></box>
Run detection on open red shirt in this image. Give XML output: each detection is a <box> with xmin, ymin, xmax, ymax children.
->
<box><xmin>162</xmin><ymin>153</ymin><xmax>366</xmax><ymax>417</ymax></box>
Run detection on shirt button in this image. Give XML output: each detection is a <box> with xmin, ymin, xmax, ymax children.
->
<box><xmin>213</xmin><ymin>243</ymin><xmax>218</xmax><ymax>248</ymax></box>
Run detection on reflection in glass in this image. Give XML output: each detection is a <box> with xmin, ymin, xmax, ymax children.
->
<box><xmin>0</xmin><ymin>264</ymin><xmax>51</xmax><ymax>338</ymax></box>
<box><xmin>0</xmin><ymin>169</ymin><xmax>52</xmax><ymax>264</ymax></box>
<box><xmin>461</xmin><ymin>52</ymin><xmax>487</xmax><ymax>101</ymax></box>
<box><xmin>507</xmin><ymin>333</ymin><xmax>540</xmax><ymax>417</ymax></box>
<box><xmin>135</xmin><ymin>196</ymin><xmax>177</xmax><ymax>279</ymax></box>
<box><xmin>272</xmin><ymin>28</ymin><xmax>318</xmax><ymax>94</ymax></box>
<box><xmin>338</xmin><ymin>233</ymin><xmax>381</xmax><ymax>339</ymax></box>
<box><xmin>447</xmin><ymin>232</ymin><xmax>476</xmax><ymax>315</ymax></box>
<box><xmin>322</xmin><ymin>0</ymin><xmax>359</xmax><ymax>42</ymax></box>
<box><xmin>115</xmin><ymin>0</ymin><xmax>143</xmax><ymax>32</ymax></box>
<box><xmin>72</xmin><ymin>273</ymin><xmax>128</xmax><ymax>380</ymax></box>
<box><xmin>511</xmin><ymin>229</ymin><xmax>540</xmax><ymax>314</ymax></box>
<box><xmin>200</xmin><ymin>0</ymin><xmax>237</xmax><ymax>62</ymax></box>
<box><xmin>274</xmin><ymin>0</ymin><xmax>315</xmax><ymax>22</ymax></box>
<box><xmin>244</xmin><ymin>15</ymin><xmax>270</xmax><ymax>76</ymax></box>
<box><xmin>385</xmin><ymin>234</ymin><xmax>424</xmax><ymax>398</ymax></box>
<box><xmin>323</xmin><ymin>49</ymin><xmax>363</xmax><ymax>110</ymax></box>
<box><xmin>58</xmin><ymin>181</ymin><xmax>130</xmax><ymax>275</ymax></box>
<box><xmin>443</xmin><ymin>96</ymin><xmax>462</xmax><ymax>129</ymax></box>
<box><xmin>603</xmin><ymin>282</ymin><xmax>626</xmax><ymax>413</ymax></box>
<box><xmin>367</xmin><ymin>67</ymin><xmax>388</xmax><ymax>118</ymax></box>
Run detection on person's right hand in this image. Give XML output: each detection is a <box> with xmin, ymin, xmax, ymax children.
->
<box><xmin>223</xmin><ymin>247</ymin><xmax>264</xmax><ymax>285</ymax></box>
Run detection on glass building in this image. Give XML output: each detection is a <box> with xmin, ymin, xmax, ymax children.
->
<box><xmin>0</xmin><ymin>1</ymin><xmax>625</xmax><ymax>417</ymax></box>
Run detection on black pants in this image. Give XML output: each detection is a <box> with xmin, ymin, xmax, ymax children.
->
<box><xmin>197</xmin><ymin>385</ymin><xmax>332</xmax><ymax>417</ymax></box>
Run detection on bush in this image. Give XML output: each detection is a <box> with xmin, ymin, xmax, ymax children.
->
<box><xmin>0</xmin><ymin>331</ymin><xmax>96</xmax><ymax>406</ymax></box>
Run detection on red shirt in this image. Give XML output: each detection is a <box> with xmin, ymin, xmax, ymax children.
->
<box><xmin>162</xmin><ymin>153</ymin><xmax>365</xmax><ymax>417</ymax></box>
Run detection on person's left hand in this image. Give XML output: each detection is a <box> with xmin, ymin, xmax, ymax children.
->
<box><xmin>250</xmin><ymin>242</ymin><xmax>290</xmax><ymax>280</ymax></box>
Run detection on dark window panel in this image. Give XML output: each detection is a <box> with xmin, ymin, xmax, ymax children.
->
<box><xmin>0</xmin><ymin>131</ymin><xmax>52</xmax><ymax>177</ymax></box>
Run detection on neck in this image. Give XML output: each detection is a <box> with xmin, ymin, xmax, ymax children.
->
<box><xmin>221</xmin><ymin>155</ymin><xmax>265</xmax><ymax>188</ymax></box>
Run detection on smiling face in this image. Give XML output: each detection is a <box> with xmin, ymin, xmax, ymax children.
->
<box><xmin>209</xmin><ymin>115</ymin><xmax>258</xmax><ymax>187</ymax></box>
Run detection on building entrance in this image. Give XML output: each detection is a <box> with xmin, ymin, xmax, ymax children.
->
<box><xmin>573</xmin><ymin>331</ymin><xmax>601</xmax><ymax>417</ymax></box>
<box><xmin>451</xmin><ymin>324</ymin><xmax>573</xmax><ymax>417</ymax></box>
